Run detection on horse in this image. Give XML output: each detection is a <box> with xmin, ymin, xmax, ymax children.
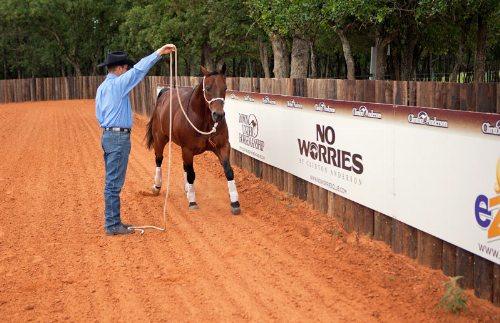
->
<box><xmin>145</xmin><ymin>63</ymin><xmax>241</xmax><ymax>215</ymax></box>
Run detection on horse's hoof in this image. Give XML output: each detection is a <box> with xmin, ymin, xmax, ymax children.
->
<box><xmin>188</xmin><ymin>202</ymin><xmax>199</xmax><ymax>210</ymax></box>
<box><xmin>152</xmin><ymin>185</ymin><xmax>161</xmax><ymax>196</ymax></box>
<box><xmin>230</xmin><ymin>202</ymin><xmax>241</xmax><ymax>215</ymax></box>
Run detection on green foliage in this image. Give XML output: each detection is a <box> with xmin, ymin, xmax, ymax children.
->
<box><xmin>1</xmin><ymin>0</ymin><xmax>500</xmax><ymax>79</ymax></box>
<box><xmin>435</xmin><ymin>276</ymin><xmax>468</xmax><ymax>317</ymax></box>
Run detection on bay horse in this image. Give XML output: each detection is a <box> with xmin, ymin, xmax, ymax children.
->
<box><xmin>145</xmin><ymin>63</ymin><xmax>241</xmax><ymax>215</ymax></box>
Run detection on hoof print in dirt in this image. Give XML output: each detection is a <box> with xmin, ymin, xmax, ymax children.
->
<box><xmin>230</xmin><ymin>202</ymin><xmax>241</xmax><ymax>215</ymax></box>
<box><xmin>189</xmin><ymin>202</ymin><xmax>199</xmax><ymax>210</ymax></box>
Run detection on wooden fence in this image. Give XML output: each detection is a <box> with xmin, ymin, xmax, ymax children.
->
<box><xmin>1</xmin><ymin>75</ymin><xmax>499</xmax><ymax>306</ymax></box>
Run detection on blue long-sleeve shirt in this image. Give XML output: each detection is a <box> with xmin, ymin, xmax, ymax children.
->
<box><xmin>95</xmin><ymin>51</ymin><xmax>162</xmax><ymax>129</ymax></box>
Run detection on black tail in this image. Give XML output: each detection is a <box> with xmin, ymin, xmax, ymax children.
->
<box><xmin>145</xmin><ymin>113</ymin><xmax>155</xmax><ymax>150</ymax></box>
<box><xmin>146</xmin><ymin>87</ymin><xmax>170</xmax><ymax>150</ymax></box>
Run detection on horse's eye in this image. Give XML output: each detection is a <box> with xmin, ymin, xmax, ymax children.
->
<box><xmin>206</xmin><ymin>86</ymin><xmax>211</xmax><ymax>92</ymax></box>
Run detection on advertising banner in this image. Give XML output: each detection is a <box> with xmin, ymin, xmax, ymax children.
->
<box><xmin>225</xmin><ymin>90</ymin><xmax>500</xmax><ymax>265</ymax></box>
<box><xmin>392</xmin><ymin>106</ymin><xmax>500</xmax><ymax>264</ymax></box>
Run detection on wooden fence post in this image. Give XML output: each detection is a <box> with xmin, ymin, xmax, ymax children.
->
<box><xmin>417</xmin><ymin>230</ymin><xmax>443</xmax><ymax>270</ymax></box>
<box><xmin>374</xmin><ymin>211</ymin><xmax>392</xmax><ymax>246</ymax></box>
<box><xmin>494</xmin><ymin>264</ymin><xmax>500</xmax><ymax>306</ymax></box>
<box><xmin>456</xmin><ymin>247</ymin><xmax>475</xmax><ymax>289</ymax></box>
<box><xmin>474</xmin><ymin>255</ymin><xmax>494</xmax><ymax>302</ymax></box>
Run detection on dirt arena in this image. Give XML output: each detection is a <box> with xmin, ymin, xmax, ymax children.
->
<box><xmin>1</xmin><ymin>100</ymin><xmax>499</xmax><ymax>322</ymax></box>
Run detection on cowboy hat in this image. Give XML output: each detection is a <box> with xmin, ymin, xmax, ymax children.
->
<box><xmin>97</xmin><ymin>51</ymin><xmax>136</xmax><ymax>67</ymax></box>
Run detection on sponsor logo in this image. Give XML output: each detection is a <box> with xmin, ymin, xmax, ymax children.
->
<box><xmin>230</xmin><ymin>92</ymin><xmax>239</xmax><ymax>100</ymax></box>
<box><xmin>475</xmin><ymin>158</ymin><xmax>500</xmax><ymax>243</ymax></box>
<box><xmin>244</xmin><ymin>94</ymin><xmax>255</xmax><ymax>102</ymax></box>
<box><xmin>352</xmin><ymin>105</ymin><xmax>382</xmax><ymax>119</ymax></box>
<box><xmin>297</xmin><ymin>125</ymin><xmax>364</xmax><ymax>187</ymax></box>
<box><xmin>315</xmin><ymin>102</ymin><xmax>336</xmax><ymax>113</ymax></box>
<box><xmin>238</xmin><ymin>113</ymin><xmax>264</xmax><ymax>152</ymax></box>
<box><xmin>482</xmin><ymin>120</ymin><xmax>500</xmax><ymax>136</ymax></box>
<box><xmin>262</xmin><ymin>96</ymin><xmax>276</xmax><ymax>105</ymax></box>
<box><xmin>287</xmin><ymin>99</ymin><xmax>303</xmax><ymax>109</ymax></box>
<box><xmin>408</xmin><ymin>111</ymin><xmax>448</xmax><ymax>128</ymax></box>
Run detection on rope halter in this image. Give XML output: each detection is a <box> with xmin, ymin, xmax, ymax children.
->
<box><xmin>202</xmin><ymin>76</ymin><xmax>225</xmax><ymax>108</ymax></box>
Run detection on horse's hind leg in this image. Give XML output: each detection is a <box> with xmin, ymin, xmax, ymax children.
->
<box><xmin>182</xmin><ymin>149</ymin><xmax>199</xmax><ymax>210</ymax></box>
<box><xmin>151</xmin><ymin>136</ymin><xmax>168</xmax><ymax>196</ymax></box>
<box><xmin>217</xmin><ymin>146</ymin><xmax>241</xmax><ymax>215</ymax></box>
<box><xmin>152</xmin><ymin>152</ymin><xmax>163</xmax><ymax>195</ymax></box>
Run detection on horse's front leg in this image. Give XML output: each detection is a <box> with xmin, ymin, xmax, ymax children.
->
<box><xmin>182</xmin><ymin>149</ymin><xmax>199</xmax><ymax>210</ymax></box>
<box><xmin>217</xmin><ymin>145</ymin><xmax>241</xmax><ymax>215</ymax></box>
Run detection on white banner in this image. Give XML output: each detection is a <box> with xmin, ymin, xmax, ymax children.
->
<box><xmin>225</xmin><ymin>90</ymin><xmax>500</xmax><ymax>265</ymax></box>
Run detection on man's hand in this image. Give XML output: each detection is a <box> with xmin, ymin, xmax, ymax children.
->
<box><xmin>156</xmin><ymin>44</ymin><xmax>176</xmax><ymax>56</ymax></box>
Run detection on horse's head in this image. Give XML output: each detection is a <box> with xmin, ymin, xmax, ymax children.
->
<box><xmin>201</xmin><ymin>63</ymin><xmax>227</xmax><ymax>123</ymax></box>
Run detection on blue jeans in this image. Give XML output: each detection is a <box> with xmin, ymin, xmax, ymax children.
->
<box><xmin>101</xmin><ymin>130</ymin><xmax>131</xmax><ymax>232</ymax></box>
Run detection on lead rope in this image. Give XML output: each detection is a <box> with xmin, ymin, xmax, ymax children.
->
<box><xmin>128</xmin><ymin>50</ymin><xmax>176</xmax><ymax>235</ymax></box>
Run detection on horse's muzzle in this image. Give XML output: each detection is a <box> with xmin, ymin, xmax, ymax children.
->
<box><xmin>212</xmin><ymin>111</ymin><xmax>225</xmax><ymax>122</ymax></box>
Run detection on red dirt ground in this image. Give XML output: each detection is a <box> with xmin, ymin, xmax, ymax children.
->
<box><xmin>0</xmin><ymin>100</ymin><xmax>499</xmax><ymax>322</ymax></box>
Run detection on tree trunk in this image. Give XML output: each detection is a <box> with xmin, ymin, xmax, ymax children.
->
<box><xmin>450</xmin><ymin>17</ymin><xmax>472</xmax><ymax>82</ymax></box>
<box><xmin>399</xmin><ymin>32</ymin><xmax>420</xmax><ymax>81</ymax></box>
<box><xmin>64</xmin><ymin>56</ymin><xmax>82</xmax><ymax>77</ymax></box>
<box><xmin>429</xmin><ymin>53</ymin><xmax>433</xmax><ymax>81</ymax></box>
<box><xmin>3</xmin><ymin>49</ymin><xmax>7</xmax><ymax>79</ymax></box>
<box><xmin>474</xmin><ymin>13</ymin><xmax>488</xmax><ymax>83</ymax></box>
<box><xmin>336</xmin><ymin>51</ymin><xmax>342</xmax><ymax>77</ymax></box>
<box><xmin>270</xmin><ymin>32</ymin><xmax>290</xmax><ymax>79</ymax></box>
<box><xmin>259</xmin><ymin>38</ymin><xmax>271</xmax><ymax>78</ymax></box>
<box><xmin>374</xmin><ymin>29</ymin><xmax>392</xmax><ymax>80</ymax></box>
<box><xmin>324</xmin><ymin>54</ymin><xmax>329</xmax><ymax>78</ymax></box>
<box><xmin>336</xmin><ymin>28</ymin><xmax>355</xmax><ymax>80</ymax></box>
<box><xmin>391</xmin><ymin>50</ymin><xmax>401</xmax><ymax>81</ymax></box>
<box><xmin>189</xmin><ymin>58</ymin><xmax>195</xmax><ymax>76</ymax></box>
<box><xmin>290</xmin><ymin>31</ymin><xmax>309</xmax><ymax>78</ymax></box>
<box><xmin>61</xmin><ymin>58</ymin><xmax>66</xmax><ymax>77</ymax></box>
<box><xmin>310</xmin><ymin>41</ymin><xmax>318</xmax><ymax>79</ymax></box>
<box><xmin>412</xmin><ymin>45</ymin><xmax>421</xmax><ymax>81</ymax></box>
<box><xmin>202</xmin><ymin>41</ymin><xmax>215</xmax><ymax>72</ymax></box>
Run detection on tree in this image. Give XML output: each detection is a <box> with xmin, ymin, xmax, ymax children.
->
<box><xmin>247</xmin><ymin>0</ymin><xmax>292</xmax><ymax>78</ymax></box>
<box><xmin>323</xmin><ymin>0</ymin><xmax>362</xmax><ymax>80</ymax></box>
<box><xmin>29</xmin><ymin>0</ymin><xmax>124</xmax><ymax>77</ymax></box>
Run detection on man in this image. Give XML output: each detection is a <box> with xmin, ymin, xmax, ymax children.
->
<box><xmin>96</xmin><ymin>44</ymin><xmax>176</xmax><ymax>236</ymax></box>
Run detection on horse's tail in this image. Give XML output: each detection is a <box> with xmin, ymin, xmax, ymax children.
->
<box><xmin>145</xmin><ymin>113</ymin><xmax>155</xmax><ymax>150</ymax></box>
<box><xmin>146</xmin><ymin>87</ymin><xmax>170</xmax><ymax>150</ymax></box>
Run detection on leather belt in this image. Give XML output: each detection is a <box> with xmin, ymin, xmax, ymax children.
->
<box><xmin>104</xmin><ymin>127</ymin><xmax>131</xmax><ymax>133</ymax></box>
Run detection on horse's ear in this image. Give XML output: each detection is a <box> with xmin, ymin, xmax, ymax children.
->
<box><xmin>221</xmin><ymin>63</ymin><xmax>226</xmax><ymax>75</ymax></box>
<box><xmin>200</xmin><ymin>66</ymin><xmax>209</xmax><ymax>76</ymax></box>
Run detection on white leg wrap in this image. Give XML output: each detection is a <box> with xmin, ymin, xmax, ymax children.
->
<box><xmin>184</xmin><ymin>172</ymin><xmax>188</xmax><ymax>192</ymax></box>
<box><xmin>186</xmin><ymin>184</ymin><xmax>196</xmax><ymax>203</ymax></box>
<box><xmin>154</xmin><ymin>167</ymin><xmax>162</xmax><ymax>187</ymax></box>
<box><xmin>228</xmin><ymin>180</ymin><xmax>239</xmax><ymax>203</ymax></box>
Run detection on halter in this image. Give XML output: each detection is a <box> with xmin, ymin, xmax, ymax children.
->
<box><xmin>202</xmin><ymin>75</ymin><xmax>225</xmax><ymax>108</ymax></box>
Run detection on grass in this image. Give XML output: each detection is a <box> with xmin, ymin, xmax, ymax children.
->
<box><xmin>435</xmin><ymin>276</ymin><xmax>468</xmax><ymax>317</ymax></box>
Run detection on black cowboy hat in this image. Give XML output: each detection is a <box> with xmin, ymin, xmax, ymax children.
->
<box><xmin>97</xmin><ymin>51</ymin><xmax>136</xmax><ymax>67</ymax></box>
